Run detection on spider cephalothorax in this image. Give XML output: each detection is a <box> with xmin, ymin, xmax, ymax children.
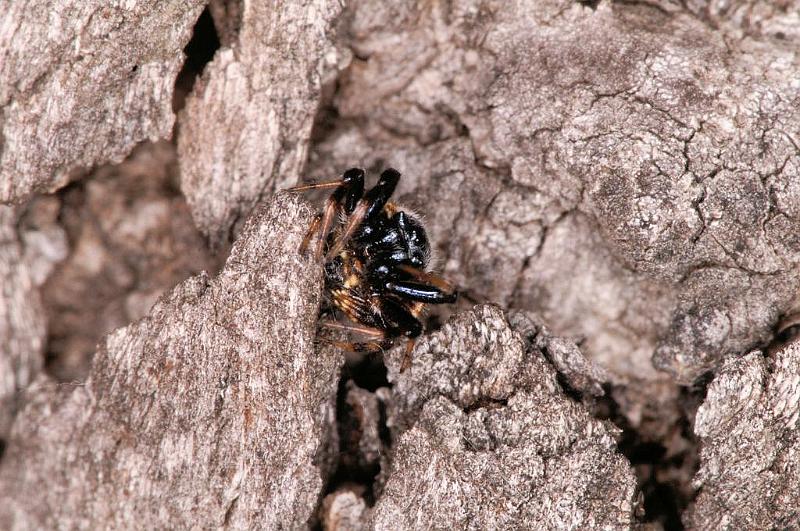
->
<box><xmin>289</xmin><ymin>167</ymin><xmax>457</xmax><ymax>369</ymax></box>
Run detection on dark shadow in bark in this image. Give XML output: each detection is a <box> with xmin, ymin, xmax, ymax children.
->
<box><xmin>174</xmin><ymin>7</ymin><xmax>221</xmax><ymax>112</ymax></box>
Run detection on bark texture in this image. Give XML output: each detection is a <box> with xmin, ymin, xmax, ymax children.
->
<box><xmin>0</xmin><ymin>208</ymin><xmax>44</xmax><ymax>438</ymax></box>
<box><xmin>0</xmin><ymin>195</ymin><xmax>341</xmax><ymax>529</ymax></box>
<box><xmin>686</xmin><ymin>341</ymin><xmax>800</xmax><ymax>529</ymax></box>
<box><xmin>0</xmin><ymin>197</ymin><xmax>66</xmax><ymax>439</ymax></box>
<box><xmin>1</xmin><ymin>0</ymin><xmax>800</xmax><ymax>528</ymax></box>
<box><xmin>177</xmin><ymin>0</ymin><xmax>345</xmax><ymax>247</ymax></box>
<box><xmin>0</xmin><ymin>1</ymin><xmax>206</xmax><ymax>203</ymax></box>
<box><xmin>370</xmin><ymin>305</ymin><xmax>637</xmax><ymax>529</ymax></box>
<box><xmin>0</xmin><ymin>197</ymin><xmax>639</xmax><ymax>529</ymax></box>
<box><xmin>307</xmin><ymin>0</ymin><xmax>800</xmax><ymax>389</ymax></box>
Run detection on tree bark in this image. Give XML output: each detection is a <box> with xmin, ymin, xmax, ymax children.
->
<box><xmin>1</xmin><ymin>0</ymin><xmax>799</xmax><ymax>528</ymax></box>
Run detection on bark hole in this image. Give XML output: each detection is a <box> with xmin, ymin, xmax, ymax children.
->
<box><xmin>318</xmin><ymin>352</ymin><xmax>392</xmax><ymax>521</ymax></box>
<box><xmin>595</xmin><ymin>383</ymin><xmax>707</xmax><ymax>531</ymax></box>
<box><xmin>174</xmin><ymin>7</ymin><xmax>221</xmax><ymax>112</ymax></box>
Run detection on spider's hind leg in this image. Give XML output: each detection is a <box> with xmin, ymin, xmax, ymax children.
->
<box><xmin>319</xmin><ymin>320</ymin><xmax>386</xmax><ymax>339</ymax></box>
<box><xmin>317</xmin><ymin>319</ymin><xmax>392</xmax><ymax>354</ymax></box>
<box><xmin>320</xmin><ymin>339</ymin><xmax>391</xmax><ymax>353</ymax></box>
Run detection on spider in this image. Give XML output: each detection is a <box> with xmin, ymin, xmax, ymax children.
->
<box><xmin>288</xmin><ymin>167</ymin><xmax>457</xmax><ymax>370</ymax></box>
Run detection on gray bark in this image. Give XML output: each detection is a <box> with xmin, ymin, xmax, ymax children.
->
<box><xmin>686</xmin><ymin>341</ymin><xmax>800</xmax><ymax>529</ymax></box>
<box><xmin>306</xmin><ymin>0</ymin><xmax>800</xmax><ymax>390</ymax></box>
<box><xmin>1</xmin><ymin>196</ymin><xmax>639</xmax><ymax>529</ymax></box>
<box><xmin>0</xmin><ymin>207</ymin><xmax>45</xmax><ymax>438</ymax></box>
<box><xmin>0</xmin><ymin>0</ymin><xmax>205</xmax><ymax>203</ymax></box>
<box><xmin>0</xmin><ymin>195</ymin><xmax>341</xmax><ymax>529</ymax></box>
<box><xmin>0</xmin><ymin>199</ymin><xmax>65</xmax><ymax>439</ymax></box>
<box><xmin>0</xmin><ymin>0</ymin><xmax>799</xmax><ymax>528</ymax></box>
<box><xmin>177</xmin><ymin>0</ymin><xmax>345</xmax><ymax>248</ymax></box>
<box><xmin>371</xmin><ymin>305</ymin><xmax>637</xmax><ymax>529</ymax></box>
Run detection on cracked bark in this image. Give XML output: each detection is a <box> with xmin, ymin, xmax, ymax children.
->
<box><xmin>308</xmin><ymin>0</ymin><xmax>800</xmax><ymax>390</ymax></box>
<box><xmin>1</xmin><ymin>0</ymin><xmax>800</xmax><ymax>528</ymax></box>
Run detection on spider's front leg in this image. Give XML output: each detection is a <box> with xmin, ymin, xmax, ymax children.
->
<box><xmin>288</xmin><ymin>168</ymin><xmax>365</xmax><ymax>258</ymax></box>
<box><xmin>380</xmin><ymin>265</ymin><xmax>457</xmax><ymax>371</ymax></box>
<box><xmin>325</xmin><ymin>168</ymin><xmax>401</xmax><ymax>261</ymax></box>
<box><xmin>384</xmin><ymin>280</ymin><xmax>457</xmax><ymax>304</ymax></box>
<box><xmin>382</xmin><ymin>264</ymin><xmax>458</xmax><ymax>304</ymax></box>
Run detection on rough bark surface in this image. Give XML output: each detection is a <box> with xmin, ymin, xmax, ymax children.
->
<box><xmin>0</xmin><ymin>198</ymin><xmax>66</xmax><ymax>439</ymax></box>
<box><xmin>685</xmin><ymin>341</ymin><xmax>800</xmax><ymax>529</ymax></box>
<box><xmin>0</xmin><ymin>1</ymin><xmax>206</xmax><ymax>203</ymax></box>
<box><xmin>177</xmin><ymin>0</ymin><xmax>345</xmax><ymax>247</ymax></box>
<box><xmin>2</xmin><ymin>0</ymin><xmax>800</xmax><ymax>527</ymax></box>
<box><xmin>0</xmin><ymin>195</ymin><xmax>341</xmax><ymax>529</ymax></box>
<box><xmin>368</xmin><ymin>305</ymin><xmax>636</xmax><ymax>529</ymax></box>
<box><xmin>0</xmin><ymin>208</ymin><xmax>44</xmax><ymax>438</ymax></box>
<box><xmin>307</xmin><ymin>0</ymin><xmax>800</xmax><ymax>388</ymax></box>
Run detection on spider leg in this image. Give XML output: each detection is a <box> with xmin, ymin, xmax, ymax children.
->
<box><xmin>315</xmin><ymin>195</ymin><xmax>340</xmax><ymax>259</ymax></box>
<box><xmin>317</xmin><ymin>319</ymin><xmax>391</xmax><ymax>354</ymax></box>
<box><xmin>373</xmin><ymin>298</ymin><xmax>424</xmax><ymax>372</ymax></box>
<box><xmin>287</xmin><ymin>169</ymin><xmax>365</xmax><ymax>198</ymax></box>
<box><xmin>319</xmin><ymin>338</ymin><xmax>390</xmax><ymax>353</ymax></box>
<box><xmin>397</xmin><ymin>264</ymin><xmax>456</xmax><ymax>293</ymax></box>
<box><xmin>381</xmin><ymin>298</ymin><xmax>423</xmax><ymax>338</ymax></box>
<box><xmin>325</xmin><ymin>168</ymin><xmax>401</xmax><ymax>262</ymax></box>
<box><xmin>317</xmin><ymin>308</ymin><xmax>392</xmax><ymax>355</ymax></box>
<box><xmin>315</xmin><ymin>169</ymin><xmax>365</xmax><ymax>258</ymax></box>
<box><xmin>339</xmin><ymin>168</ymin><xmax>367</xmax><ymax>214</ymax></box>
<box><xmin>319</xmin><ymin>320</ymin><xmax>386</xmax><ymax>339</ymax></box>
<box><xmin>384</xmin><ymin>280</ymin><xmax>457</xmax><ymax>304</ymax></box>
<box><xmin>299</xmin><ymin>213</ymin><xmax>322</xmax><ymax>254</ymax></box>
<box><xmin>291</xmin><ymin>168</ymin><xmax>365</xmax><ymax>259</ymax></box>
<box><xmin>378</xmin><ymin>264</ymin><xmax>457</xmax><ymax>303</ymax></box>
<box><xmin>400</xmin><ymin>338</ymin><xmax>416</xmax><ymax>373</ymax></box>
<box><xmin>286</xmin><ymin>180</ymin><xmax>344</xmax><ymax>192</ymax></box>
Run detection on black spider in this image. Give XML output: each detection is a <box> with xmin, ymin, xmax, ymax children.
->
<box><xmin>289</xmin><ymin>167</ymin><xmax>457</xmax><ymax>370</ymax></box>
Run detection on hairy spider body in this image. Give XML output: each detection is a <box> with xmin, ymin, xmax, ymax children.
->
<box><xmin>289</xmin><ymin>168</ymin><xmax>457</xmax><ymax>368</ymax></box>
<box><xmin>324</xmin><ymin>202</ymin><xmax>428</xmax><ymax>334</ymax></box>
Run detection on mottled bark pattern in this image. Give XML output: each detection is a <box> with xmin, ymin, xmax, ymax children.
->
<box><xmin>686</xmin><ymin>341</ymin><xmax>800</xmax><ymax>529</ymax></box>
<box><xmin>0</xmin><ymin>1</ymin><xmax>206</xmax><ymax>203</ymax></box>
<box><xmin>0</xmin><ymin>195</ymin><xmax>340</xmax><ymax>529</ymax></box>
<box><xmin>372</xmin><ymin>305</ymin><xmax>637</xmax><ymax>529</ymax></box>
<box><xmin>177</xmin><ymin>0</ymin><xmax>345</xmax><ymax>247</ymax></box>
<box><xmin>0</xmin><ymin>0</ymin><xmax>798</xmax><ymax>528</ymax></box>
<box><xmin>0</xmin><ymin>207</ymin><xmax>47</xmax><ymax>438</ymax></box>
